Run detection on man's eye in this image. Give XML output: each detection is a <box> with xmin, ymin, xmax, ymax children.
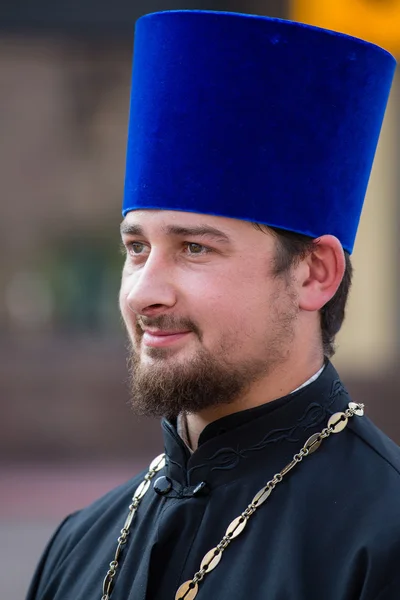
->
<box><xmin>128</xmin><ymin>242</ymin><xmax>145</xmax><ymax>255</ymax></box>
<box><xmin>186</xmin><ymin>243</ymin><xmax>210</xmax><ymax>255</ymax></box>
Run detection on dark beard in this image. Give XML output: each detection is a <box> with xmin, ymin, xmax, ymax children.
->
<box><xmin>127</xmin><ymin>344</ymin><xmax>270</xmax><ymax>420</ymax></box>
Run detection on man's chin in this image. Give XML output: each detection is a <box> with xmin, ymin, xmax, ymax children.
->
<box><xmin>137</xmin><ymin>338</ymin><xmax>198</xmax><ymax>361</ymax></box>
<box><xmin>139</xmin><ymin>345</ymin><xmax>182</xmax><ymax>360</ymax></box>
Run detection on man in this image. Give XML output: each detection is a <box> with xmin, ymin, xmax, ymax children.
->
<box><xmin>27</xmin><ymin>10</ymin><xmax>400</xmax><ymax>600</ymax></box>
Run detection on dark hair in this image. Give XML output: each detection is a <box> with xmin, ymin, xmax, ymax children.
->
<box><xmin>253</xmin><ymin>224</ymin><xmax>353</xmax><ymax>358</ymax></box>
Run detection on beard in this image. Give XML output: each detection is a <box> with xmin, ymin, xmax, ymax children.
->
<box><xmin>126</xmin><ymin>288</ymin><xmax>298</xmax><ymax>420</ymax></box>
<box><xmin>128</xmin><ymin>343</ymin><xmax>270</xmax><ymax>420</ymax></box>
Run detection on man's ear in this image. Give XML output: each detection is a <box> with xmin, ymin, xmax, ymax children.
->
<box><xmin>298</xmin><ymin>235</ymin><xmax>346</xmax><ymax>312</ymax></box>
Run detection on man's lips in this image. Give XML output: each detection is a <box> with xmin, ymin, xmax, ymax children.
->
<box><xmin>141</xmin><ymin>329</ymin><xmax>192</xmax><ymax>348</ymax></box>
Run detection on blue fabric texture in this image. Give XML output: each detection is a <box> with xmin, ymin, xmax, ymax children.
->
<box><xmin>122</xmin><ymin>10</ymin><xmax>396</xmax><ymax>253</ymax></box>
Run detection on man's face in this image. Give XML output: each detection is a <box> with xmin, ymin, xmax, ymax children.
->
<box><xmin>119</xmin><ymin>210</ymin><xmax>299</xmax><ymax>418</ymax></box>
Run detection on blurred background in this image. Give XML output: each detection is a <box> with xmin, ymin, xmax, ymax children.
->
<box><xmin>1</xmin><ymin>0</ymin><xmax>400</xmax><ymax>597</ymax></box>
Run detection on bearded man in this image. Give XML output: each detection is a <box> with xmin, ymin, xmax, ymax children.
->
<box><xmin>27</xmin><ymin>10</ymin><xmax>400</xmax><ymax>600</ymax></box>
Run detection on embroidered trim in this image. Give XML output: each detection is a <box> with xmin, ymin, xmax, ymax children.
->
<box><xmin>186</xmin><ymin>379</ymin><xmax>349</xmax><ymax>475</ymax></box>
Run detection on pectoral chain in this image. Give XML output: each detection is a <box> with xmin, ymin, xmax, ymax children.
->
<box><xmin>101</xmin><ymin>402</ymin><xmax>364</xmax><ymax>600</ymax></box>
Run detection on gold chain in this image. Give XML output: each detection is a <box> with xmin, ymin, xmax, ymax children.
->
<box><xmin>101</xmin><ymin>453</ymin><xmax>166</xmax><ymax>600</ymax></box>
<box><xmin>101</xmin><ymin>402</ymin><xmax>364</xmax><ymax>600</ymax></box>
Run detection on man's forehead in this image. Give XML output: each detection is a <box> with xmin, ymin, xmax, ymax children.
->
<box><xmin>120</xmin><ymin>209</ymin><xmax>257</xmax><ymax>235</ymax></box>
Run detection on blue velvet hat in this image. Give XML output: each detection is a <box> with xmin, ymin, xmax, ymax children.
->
<box><xmin>123</xmin><ymin>10</ymin><xmax>396</xmax><ymax>253</ymax></box>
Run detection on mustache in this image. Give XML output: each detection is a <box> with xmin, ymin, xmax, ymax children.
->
<box><xmin>136</xmin><ymin>314</ymin><xmax>202</xmax><ymax>338</ymax></box>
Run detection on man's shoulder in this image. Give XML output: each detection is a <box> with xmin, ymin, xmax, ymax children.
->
<box><xmin>51</xmin><ymin>466</ymin><xmax>150</xmax><ymax>552</ymax></box>
<box><xmin>348</xmin><ymin>413</ymin><xmax>400</xmax><ymax>478</ymax></box>
<box><xmin>27</xmin><ymin>466</ymin><xmax>153</xmax><ymax>599</ymax></box>
<box><xmin>338</xmin><ymin>413</ymin><xmax>400</xmax><ymax>533</ymax></box>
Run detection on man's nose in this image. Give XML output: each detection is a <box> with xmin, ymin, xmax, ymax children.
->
<box><xmin>125</xmin><ymin>252</ymin><xmax>177</xmax><ymax>315</ymax></box>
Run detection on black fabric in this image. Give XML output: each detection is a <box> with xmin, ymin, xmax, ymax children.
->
<box><xmin>27</xmin><ymin>362</ymin><xmax>400</xmax><ymax>599</ymax></box>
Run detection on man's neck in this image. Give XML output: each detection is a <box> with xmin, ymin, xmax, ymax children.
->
<box><xmin>183</xmin><ymin>358</ymin><xmax>325</xmax><ymax>451</ymax></box>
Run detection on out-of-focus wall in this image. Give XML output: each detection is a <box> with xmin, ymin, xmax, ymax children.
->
<box><xmin>0</xmin><ymin>36</ymin><xmax>128</xmax><ymax>326</ymax></box>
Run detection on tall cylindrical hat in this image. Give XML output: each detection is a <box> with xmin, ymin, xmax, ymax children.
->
<box><xmin>123</xmin><ymin>10</ymin><xmax>396</xmax><ymax>253</ymax></box>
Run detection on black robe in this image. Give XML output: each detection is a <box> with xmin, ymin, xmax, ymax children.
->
<box><xmin>27</xmin><ymin>362</ymin><xmax>400</xmax><ymax>599</ymax></box>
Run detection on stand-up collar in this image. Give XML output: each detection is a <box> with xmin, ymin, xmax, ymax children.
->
<box><xmin>161</xmin><ymin>361</ymin><xmax>349</xmax><ymax>490</ymax></box>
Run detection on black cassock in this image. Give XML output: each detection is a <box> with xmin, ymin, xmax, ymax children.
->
<box><xmin>27</xmin><ymin>362</ymin><xmax>400</xmax><ymax>599</ymax></box>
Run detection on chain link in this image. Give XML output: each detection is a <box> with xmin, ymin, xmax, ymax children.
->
<box><xmin>100</xmin><ymin>403</ymin><xmax>364</xmax><ymax>600</ymax></box>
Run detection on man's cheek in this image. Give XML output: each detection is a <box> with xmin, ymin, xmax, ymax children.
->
<box><xmin>119</xmin><ymin>293</ymin><xmax>128</xmax><ymax>319</ymax></box>
<box><xmin>119</xmin><ymin>296</ymin><xmax>136</xmax><ymax>336</ymax></box>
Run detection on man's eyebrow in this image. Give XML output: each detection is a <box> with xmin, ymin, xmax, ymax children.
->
<box><xmin>163</xmin><ymin>225</ymin><xmax>231</xmax><ymax>242</ymax></box>
<box><xmin>120</xmin><ymin>222</ymin><xmax>143</xmax><ymax>236</ymax></box>
<box><xmin>120</xmin><ymin>222</ymin><xmax>231</xmax><ymax>243</ymax></box>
